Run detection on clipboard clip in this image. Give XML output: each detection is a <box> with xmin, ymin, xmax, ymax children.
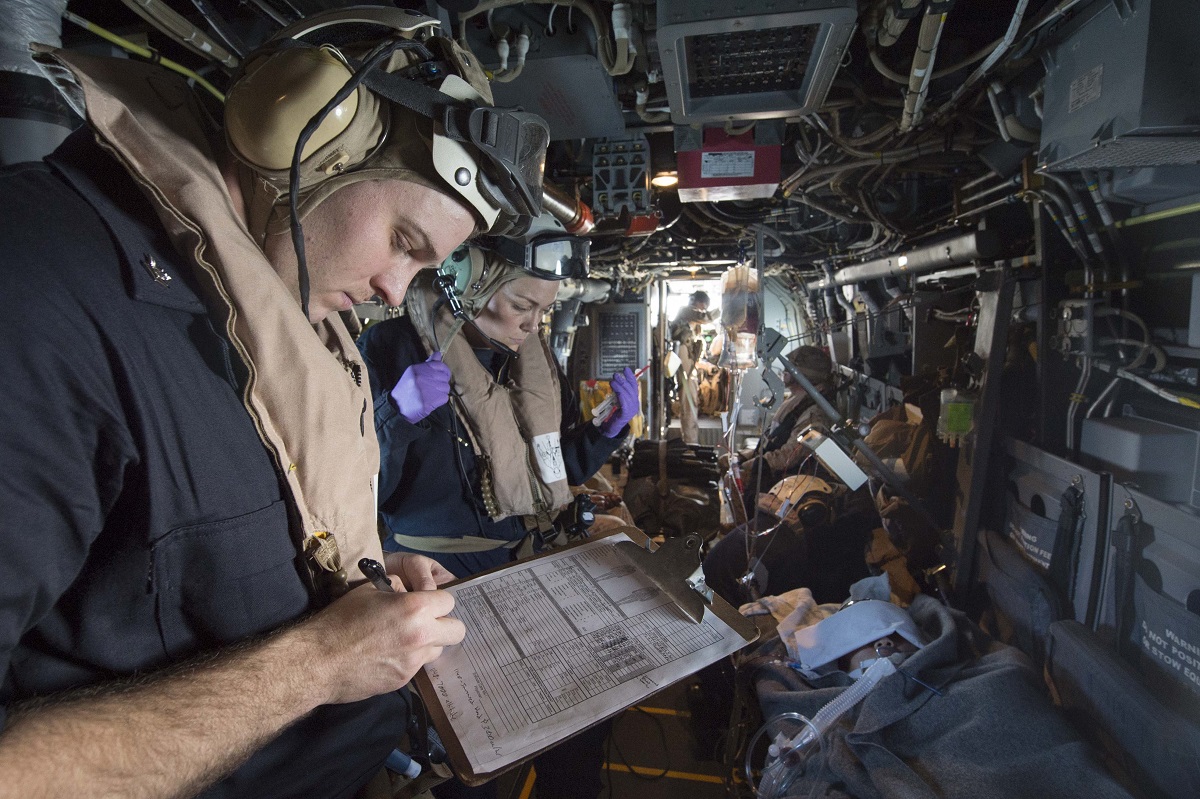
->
<box><xmin>615</xmin><ymin>532</ymin><xmax>713</xmax><ymax>623</ymax></box>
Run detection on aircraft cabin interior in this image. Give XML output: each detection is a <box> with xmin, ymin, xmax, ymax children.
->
<box><xmin>2</xmin><ymin>0</ymin><xmax>1198</xmax><ymax>798</ymax></box>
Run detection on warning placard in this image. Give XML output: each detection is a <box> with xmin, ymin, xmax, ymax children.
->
<box><xmin>701</xmin><ymin>151</ymin><xmax>755</xmax><ymax>179</ymax></box>
<box><xmin>1068</xmin><ymin>64</ymin><xmax>1103</xmax><ymax>113</ymax></box>
<box><xmin>1134</xmin><ymin>576</ymin><xmax>1200</xmax><ymax>698</ymax></box>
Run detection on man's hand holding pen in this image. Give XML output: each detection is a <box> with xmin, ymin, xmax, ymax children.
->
<box><xmin>296</xmin><ymin>554</ymin><xmax>464</xmax><ymax>706</ymax></box>
<box><xmin>359</xmin><ymin>554</ymin><xmax>454</xmax><ymax>592</ymax></box>
<box><xmin>380</xmin><ymin>553</ymin><xmax>457</xmax><ymax>592</ymax></box>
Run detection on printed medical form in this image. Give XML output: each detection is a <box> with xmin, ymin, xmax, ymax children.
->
<box><xmin>421</xmin><ymin>533</ymin><xmax>753</xmax><ymax>776</ymax></box>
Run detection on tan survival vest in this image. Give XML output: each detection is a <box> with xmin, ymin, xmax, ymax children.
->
<box><xmin>34</xmin><ymin>48</ymin><xmax>384</xmax><ymax>596</ymax></box>
<box><xmin>405</xmin><ymin>282</ymin><xmax>573</xmax><ymax>533</ymax></box>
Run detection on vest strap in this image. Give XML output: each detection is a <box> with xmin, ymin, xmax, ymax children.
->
<box><xmin>389</xmin><ymin>532</ymin><xmax>523</xmax><ymax>553</ymax></box>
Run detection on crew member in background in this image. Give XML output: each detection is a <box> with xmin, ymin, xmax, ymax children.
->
<box><xmin>670</xmin><ymin>290</ymin><xmax>720</xmax><ymax>443</ymax></box>
<box><xmin>358</xmin><ymin>240</ymin><xmax>638</xmax><ymax>799</ymax></box>
<box><xmin>0</xmin><ymin>9</ymin><xmax>548</xmax><ymax>797</ymax></box>
<box><xmin>737</xmin><ymin>345</ymin><xmax>837</xmax><ymax>513</ymax></box>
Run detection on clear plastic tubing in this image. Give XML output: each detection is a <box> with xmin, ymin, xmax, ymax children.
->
<box><xmin>757</xmin><ymin>657</ymin><xmax>897</xmax><ymax>798</ymax></box>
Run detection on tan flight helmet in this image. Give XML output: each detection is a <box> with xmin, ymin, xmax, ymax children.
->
<box><xmin>224</xmin><ymin>6</ymin><xmax>550</xmax><ymax>247</ymax></box>
<box><xmin>786</xmin><ymin>345</ymin><xmax>834</xmax><ymax>389</ymax></box>
<box><xmin>757</xmin><ymin>474</ymin><xmax>837</xmax><ymax>529</ymax></box>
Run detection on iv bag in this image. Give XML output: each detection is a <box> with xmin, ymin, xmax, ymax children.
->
<box><xmin>720</xmin><ymin>264</ymin><xmax>760</xmax><ymax>333</ymax></box>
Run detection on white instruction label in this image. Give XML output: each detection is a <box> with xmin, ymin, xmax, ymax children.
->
<box><xmin>1140</xmin><ymin>619</ymin><xmax>1200</xmax><ymax>694</ymax></box>
<box><xmin>701</xmin><ymin>150</ymin><xmax>755</xmax><ymax>179</ymax></box>
<box><xmin>532</xmin><ymin>431</ymin><xmax>567</xmax><ymax>484</ymax></box>
<box><xmin>1069</xmin><ymin>64</ymin><xmax>1103</xmax><ymax>113</ymax></box>
<box><xmin>1008</xmin><ymin>519</ymin><xmax>1052</xmax><ymax>568</ymax></box>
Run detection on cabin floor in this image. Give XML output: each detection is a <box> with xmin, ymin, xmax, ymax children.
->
<box><xmin>494</xmin><ymin>676</ymin><xmax>734</xmax><ymax>799</ymax></box>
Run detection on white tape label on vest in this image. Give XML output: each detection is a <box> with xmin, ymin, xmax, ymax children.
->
<box><xmin>532</xmin><ymin>431</ymin><xmax>567</xmax><ymax>484</ymax></box>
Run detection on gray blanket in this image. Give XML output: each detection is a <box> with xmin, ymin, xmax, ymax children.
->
<box><xmin>751</xmin><ymin>595</ymin><xmax>1135</xmax><ymax>799</ymax></box>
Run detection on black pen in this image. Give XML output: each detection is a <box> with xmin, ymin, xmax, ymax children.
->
<box><xmin>359</xmin><ymin>558</ymin><xmax>395</xmax><ymax>592</ymax></box>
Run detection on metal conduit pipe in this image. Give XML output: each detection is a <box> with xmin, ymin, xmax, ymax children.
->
<box><xmin>807</xmin><ymin>230</ymin><xmax>1001</xmax><ymax>292</ymax></box>
<box><xmin>955</xmin><ymin>192</ymin><xmax>1022</xmax><ymax>222</ymax></box>
<box><xmin>823</xmin><ymin>286</ymin><xmax>841</xmax><ymax>327</ymax></box>
<box><xmin>822</xmin><ymin>263</ymin><xmax>858</xmax><ymax>319</ymax></box>
<box><xmin>926</xmin><ymin>0</ymin><xmax>1030</xmax><ymax>128</ymax></box>
<box><xmin>881</xmin><ymin>276</ymin><xmax>915</xmax><ymax>325</ymax></box>
<box><xmin>960</xmin><ymin>174</ymin><xmax>1022</xmax><ymax>207</ymax></box>
<box><xmin>555</xmin><ymin>278</ymin><xmax>611</xmax><ymax>304</ymax></box>
<box><xmin>542</xmin><ymin>182</ymin><xmax>595</xmax><ymax>235</ymax></box>
<box><xmin>900</xmin><ymin>10</ymin><xmax>948</xmax><ymax>132</ymax></box>
<box><xmin>877</xmin><ymin>0</ymin><xmax>924</xmax><ymax>47</ymax></box>
<box><xmin>960</xmin><ymin>170</ymin><xmax>999</xmax><ymax>194</ymax></box>
<box><xmin>858</xmin><ymin>282</ymin><xmax>885</xmax><ymax>317</ymax></box>
<box><xmin>1043</xmin><ymin>172</ymin><xmax>1106</xmax><ymax>265</ymax></box>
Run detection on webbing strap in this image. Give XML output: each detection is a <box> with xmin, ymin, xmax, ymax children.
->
<box><xmin>389</xmin><ymin>532</ymin><xmax>521</xmax><ymax>553</ymax></box>
<box><xmin>1049</xmin><ymin>483</ymin><xmax>1084</xmax><ymax>603</ymax></box>
<box><xmin>1112</xmin><ymin>509</ymin><xmax>1140</xmax><ymax>662</ymax></box>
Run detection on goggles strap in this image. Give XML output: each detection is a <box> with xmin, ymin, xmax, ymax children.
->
<box><xmin>359</xmin><ymin>67</ymin><xmax>526</xmax><ymax>152</ymax></box>
<box><xmin>361</xmin><ymin>70</ymin><xmax>540</xmax><ymax>209</ymax></box>
<box><xmin>357</xmin><ymin>67</ymin><xmax>451</xmax><ymax>123</ymax></box>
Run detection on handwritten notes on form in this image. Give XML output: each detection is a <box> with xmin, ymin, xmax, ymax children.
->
<box><xmin>422</xmin><ymin>534</ymin><xmax>751</xmax><ymax>776</ymax></box>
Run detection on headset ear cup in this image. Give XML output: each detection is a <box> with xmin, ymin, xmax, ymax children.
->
<box><xmin>225</xmin><ymin>46</ymin><xmax>361</xmax><ymax>172</ymax></box>
<box><xmin>796</xmin><ymin>497</ymin><xmax>831</xmax><ymax>529</ymax></box>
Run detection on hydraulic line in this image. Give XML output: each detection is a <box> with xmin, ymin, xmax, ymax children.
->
<box><xmin>460</xmin><ymin>0</ymin><xmax>632</xmax><ymax>76</ymax></box>
<box><xmin>62</xmin><ymin>11</ymin><xmax>225</xmax><ymax>102</ymax></box>
<box><xmin>899</xmin><ymin>11</ymin><xmax>947</xmax><ymax>132</ymax></box>
<box><xmin>925</xmin><ymin>0</ymin><xmax>1030</xmax><ymax>128</ymax></box>
<box><xmin>119</xmin><ymin>0</ymin><xmax>238</xmax><ymax>68</ymax></box>
<box><xmin>189</xmin><ymin>0</ymin><xmax>247</xmax><ymax>60</ymax></box>
<box><xmin>868</xmin><ymin>33</ymin><xmax>1003</xmax><ymax>86</ymax></box>
<box><xmin>1043</xmin><ymin>173</ymin><xmax>1106</xmax><ymax>265</ymax></box>
<box><xmin>876</xmin><ymin>0</ymin><xmax>923</xmax><ymax>48</ymax></box>
<box><xmin>782</xmin><ymin>136</ymin><xmax>975</xmax><ymax>195</ymax></box>
<box><xmin>1092</xmin><ymin>361</ymin><xmax>1200</xmax><ymax>410</ymax></box>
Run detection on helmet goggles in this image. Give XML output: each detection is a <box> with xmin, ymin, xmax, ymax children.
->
<box><xmin>490</xmin><ymin>234</ymin><xmax>590</xmax><ymax>281</ymax></box>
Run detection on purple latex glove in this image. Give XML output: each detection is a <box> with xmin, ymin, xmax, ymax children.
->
<box><xmin>599</xmin><ymin>367</ymin><xmax>639</xmax><ymax>438</ymax></box>
<box><xmin>391</xmin><ymin>351</ymin><xmax>452</xmax><ymax>423</ymax></box>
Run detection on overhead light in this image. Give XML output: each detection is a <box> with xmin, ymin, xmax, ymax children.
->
<box><xmin>651</xmin><ymin>171</ymin><xmax>679</xmax><ymax>188</ymax></box>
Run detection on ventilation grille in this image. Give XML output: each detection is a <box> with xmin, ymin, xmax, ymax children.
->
<box><xmin>656</xmin><ymin>0</ymin><xmax>856</xmax><ymax>124</ymax></box>
<box><xmin>685</xmin><ymin>25</ymin><xmax>819</xmax><ymax>100</ymax></box>
<box><xmin>1044</xmin><ymin>136</ymin><xmax>1200</xmax><ymax>171</ymax></box>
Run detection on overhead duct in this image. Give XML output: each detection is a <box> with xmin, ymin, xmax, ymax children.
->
<box><xmin>806</xmin><ymin>230</ymin><xmax>1001</xmax><ymax>291</ymax></box>
<box><xmin>1</xmin><ymin>0</ymin><xmax>76</xmax><ymax>165</ymax></box>
<box><xmin>556</xmin><ymin>278</ymin><xmax>611</xmax><ymax>304</ymax></box>
<box><xmin>656</xmin><ymin>0</ymin><xmax>857</xmax><ymax>124</ymax></box>
<box><xmin>542</xmin><ymin>182</ymin><xmax>595</xmax><ymax>235</ymax></box>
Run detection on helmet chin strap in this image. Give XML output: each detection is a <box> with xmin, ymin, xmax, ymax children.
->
<box><xmin>235</xmin><ymin>161</ymin><xmax>287</xmax><ymax>248</ymax></box>
<box><xmin>432</xmin><ymin>275</ymin><xmax>518</xmax><ymax>359</ymax></box>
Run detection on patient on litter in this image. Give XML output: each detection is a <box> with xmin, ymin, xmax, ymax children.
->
<box><xmin>745</xmin><ymin>575</ymin><xmax>1137</xmax><ymax>799</ymax></box>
